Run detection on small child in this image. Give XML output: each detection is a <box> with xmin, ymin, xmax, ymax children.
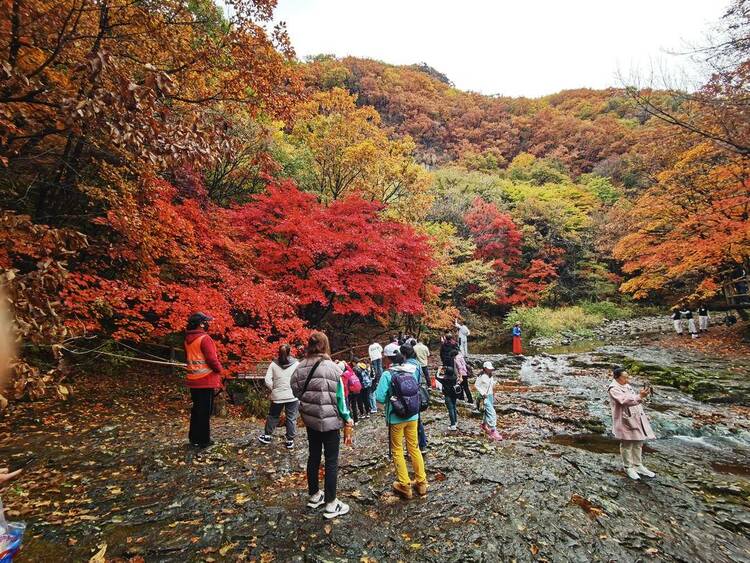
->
<box><xmin>475</xmin><ymin>361</ymin><xmax>502</xmax><ymax>441</ymax></box>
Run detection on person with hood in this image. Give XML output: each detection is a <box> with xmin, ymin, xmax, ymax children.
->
<box><xmin>608</xmin><ymin>366</ymin><xmax>656</xmax><ymax>480</ymax></box>
<box><xmin>512</xmin><ymin>322</ymin><xmax>522</xmax><ymax>355</ymax></box>
<box><xmin>455</xmin><ymin>318</ymin><xmax>470</xmax><ymax>356</ymax></box>
<box><xmin>374</xmin><ymin>347</ymin><xmax>428</xmax><ymax>499</ymax></box>
<box><xmin>671</xmin><ymin>309</ymin><xmax>683</xmax><ymax>335</ymax></box>
<box><xmin>475</xmin><ymin>361</ymin><xmax>502</xmax><ymax>441</ymax></box>
<box><xmin>258</xmin><ymin>344</ymin><xmax>300</xmax><ymax>449</ymax></box>
<box><xmin>698</xmin><ymin>304</ymin><xmax>710</xmax><ymax>332</ymax></box>
<box><xmin>183</xmin><ymin>312</ymin><xmax>223</xmax><ymax>448</ymax></box>
<box><xmin>291</xmin><ymin>332</ymin><xmax>353</xmax><ymax>519</ymax></box>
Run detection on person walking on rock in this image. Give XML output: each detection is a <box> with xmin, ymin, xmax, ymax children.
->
<box><xmin>698</xmin><ymin>304</ymin><xmax>710</xmax><ymax>333</ymax></box>
<box><xmin>608</xmin><ymin>366</ymin><xmax>656</xmax><ymax>481</ymax></box>
<box><xmin>671</xmin><ymin>309</ymin><xmax>683</xmax><ymax>335</ymax></box>
<box><xmin>184</xmin><ymin>312</ymin><xmax>223</xmax><ymax>449</ymax></box>
<box><xmin>258</xmin><ymin>344</ymin><xmax>300</xmax><ymax>449</ymax></box>
<box><xmin>475</xmin><ymin>361</ymin><xmax>503</xmax><ymax>441</ymax></box>
<box><xmin>413</xmin><ymin>338</ymin><xmax>431</xmax><ymax>388</ymax></box>
<box><xmin>402</xmin><ymin>343</ymin><xmax>428</xmax><ymax>453</ymax></box>
<box><xmin>368</xmin><ymin>340</ymin><xmax>383</xmax><ymax>382</ymax></box>
<box><xmin>454</xmin><ymin>347</ymin><xmax>473</xmax><ymax>405</ymax></box>
<box><xmin>681</xmin><ymin>308</ymin><xmax>698</xmax><ymax>339</ymax></box>
<box><xmin>455</xmin><ymin>318</ymin><xmax>470</xmax><ymax>356</ymax></box>
<box><xmin>291</xmin><ymin>332</ymin><xmax>354</xmax><ymax>519</ymax></box>
<box><xmin>374</xmin><ymin>347</ymin><xmax>428</xmax><ymax>499</ymax></box>
<box><xmin>354</xmin><ymin>362</ymin><xmax>372</xmax><ymax>419</ymax></box>
<box><xmin>512</xmin><ymin>322</ymin><xmax>523</xmax><ymax>355</ymax></box>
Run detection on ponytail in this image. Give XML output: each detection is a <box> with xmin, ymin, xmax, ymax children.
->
<box><xmin>277</xmin><ymin>343</ymin><xmax>291</xmax><ymax>366</ymax></box>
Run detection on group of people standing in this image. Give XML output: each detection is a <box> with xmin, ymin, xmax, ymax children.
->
<box><xmin>671</xmin><ymin>305</ymin><xmax>710</xmax><ymax>338</ymax></box>
<box><xmin>182</xmin><ymin>311</ymin><xmax>656</xmax><ymax>521</ymax></box>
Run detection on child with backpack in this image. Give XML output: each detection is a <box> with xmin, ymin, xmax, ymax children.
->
<box><xmin>338</xmin><ymin>361</ymin><xmax>362</xmax><ymax>424</ymax></box>
<box><xmin>374</xmin><ymin>347</ymin><xmax>428</xmax><ymax>500</ymax></box>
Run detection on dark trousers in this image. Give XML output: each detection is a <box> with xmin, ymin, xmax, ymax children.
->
<box><xmin>422</xmin><ymin>366</ymin><xmax>431</xmax><ymax>388</ymax></box>
<box><xmin>263</xmin><ymin>400</ymin><xmax>299</xmax><ymax>440</ymax></box>
<box><xmin>348</xmin><ymin>393</ymin><xmax>361</xmax><ymax>423</ymax></box>
<box><xmin>358</xmin><ymin>388</ymin><xmax>370</xmax><ymax>416</ymax></box>
<box><xmin>307</xmin><ymin>428</ymin><xmax>340</xmax><ymax>503</ymax></box>
<box><xmin>418</xmin><ymin>414</ymin><xmax>427</xmax><ymax>450</ymax></box>
<box><xmin>189</xmin><ymin>388</ymin><xmax>214</xmax><ymax>446</ymax></box>
<box><xmin>459</xmin><ymin>377</ymin><xmax>473</xmax><ymax>403</ymax></box>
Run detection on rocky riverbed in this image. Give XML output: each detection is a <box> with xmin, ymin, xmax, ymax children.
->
<box><xmin>1</xmin><ymin>338</ymin><xmax>749</xmax><ymax>562</ymax></box>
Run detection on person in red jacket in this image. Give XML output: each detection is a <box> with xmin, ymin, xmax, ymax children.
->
<box><xmin>184</xmin><ymin>312</ymin><xmax>223</xmax><ymax>448</ymax></box>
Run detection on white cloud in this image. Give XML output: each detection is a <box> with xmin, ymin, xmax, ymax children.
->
<box><xmin>270</xmin><ymin>0</ymin><xmax>727</xmax><ymax>97</ymax></box>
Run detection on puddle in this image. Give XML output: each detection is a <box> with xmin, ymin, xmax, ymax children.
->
<box><xmin>548</xmin><ymin>433</ymin><xmax>620</xmax><ymax>454</ymax></box>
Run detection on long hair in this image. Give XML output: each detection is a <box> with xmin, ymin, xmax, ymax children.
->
<box><xmin>305</xmin><ymin>331</ymin><xmax>331</xmax><ymax>357</ymax></box>
<box><xmin>277</xmin><ymin>343</ymin><xmax>291</xmax><ymax>366</ymax></box>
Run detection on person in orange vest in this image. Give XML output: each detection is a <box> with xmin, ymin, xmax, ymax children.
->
<box><xmin>184</xmin><ymin>312</ymin><xmax>223</xmax><ymax>448</ymax></box>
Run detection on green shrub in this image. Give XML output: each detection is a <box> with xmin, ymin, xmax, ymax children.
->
<box><xmin>580</xmin><ymin>300</ymin><xmax>635</xmax><ymax>320</ymax></box>
<box><xmin>503</xmin><ymin>305</ymin><xmax>604</xmax><ymax>340</ymax></box>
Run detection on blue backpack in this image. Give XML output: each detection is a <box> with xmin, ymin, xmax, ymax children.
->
<box><xmin>389</xmin><ymin>366</ymin><xmax>420</xmax><ymax>418</ymax></box>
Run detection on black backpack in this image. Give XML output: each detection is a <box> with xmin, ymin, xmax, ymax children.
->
<box><xmin>389</xmin><ymin>366</ymin><xmax>420</xmax><ymax>418</ymax></box>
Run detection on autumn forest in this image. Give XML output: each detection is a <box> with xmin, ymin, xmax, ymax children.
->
<box><xmin>1</xmin><ymin>0</ymin><xmax>748</xmax><ymax>388</ymax></box>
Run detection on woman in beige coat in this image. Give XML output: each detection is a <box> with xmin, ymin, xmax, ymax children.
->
<box><xmin>608</xmin><ymin>366</ymin><xmax>656</xmax><ymax>480</ymax></box>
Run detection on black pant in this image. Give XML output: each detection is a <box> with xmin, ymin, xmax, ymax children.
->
<box><xmin>459</xmin><ymin>377</ymin><xmax>473</xmax><ymax>403</ymax></box>
<box><xmin>307</xmin><ymin>428</ymin><xmax>340</xmax><ymax>503</ymax></box>
<box><xmin>348</xmin><ymin>393</ymin><xmax>360</xmax><ymax>423</ymax></box>
<box><xmin>189</xmin><ymin>388</ymin><xmax>214</xmax><ymax>446</ymax></box>
<box><xmin>422</xmin><ymin>366</ymin><xmax>431</xmax><ymax>388</ymax></box>
<box><xmin>358</xmin><ymin>387</ymin><xmax>370</xmax><ymax>415</ymax></box>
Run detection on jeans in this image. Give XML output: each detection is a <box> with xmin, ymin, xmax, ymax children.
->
<box><xmin>483</xmin><ymin>394</ymin><xmax>497</xmax><ymax>428</ymax></box>
<box><xmin>263</xmin><ymin>400</ymin><xmax>299</xmax><ymax>440</ymax></box>
<box><xmin>371</xmin><ymin>358</ymin><xmax>383</xmax><ymax>380</ymax></box>
<box><xmin>189</xmin><ymin>388</ymin><xmax>214</xmax><ymax>445</ymax></box>
<box><xmin>389</xmin><ymin>420</ymin><xmax>427</xmax><ymax>487</ymax></box>
<box><xmin>620</xmin><ymin>440</ymin><xmax>644</xmax><ymax>469</ymax></box>
<box><xmin>307</xmin><ymin>428</ymin><xmax>340</xmax><ymax>503</ymax></box>
<box><xmin>444</xmin><ymin>394</ymin><xmax>457</xmax><ymax>426</ymax></box>
<box><xmin>348</xmin><ymin>393</ymin><xmax>361</xmax><ymax>423</ymax></box>
<box><xmin>459</xmin><ymin>336</ymin><xmax>468</xmax><ymax>356</ymax></box>
<box><xmin>417</xmin><ymin>415</ymin><xmax>427</xmax><ymax>449</ymax></box>
<box><xmin>368</xmin><ymin>388</ymin><xmax>377</xmax><ymax>412</ymax></box>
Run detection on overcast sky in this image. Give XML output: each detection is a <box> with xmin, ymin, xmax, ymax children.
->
<box><xmin>270</xmin><ymin>0</ymin><xmax>727</xmax><ymax>97</ymax></box>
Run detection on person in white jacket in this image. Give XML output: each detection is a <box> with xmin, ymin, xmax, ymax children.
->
<box><xmin>455</xmin><ymin>319</ymin><xmax>470</xmax><ymax>356</ymax></box>
<box><xmin>475</xmin><ymin>361</ymin><xmax>502</xmax><ymax>441</ymax></box>
<box><xmin>258</xmin><ymin>344</ymin><xmax>300</xmax><ymax>449</ymax></box>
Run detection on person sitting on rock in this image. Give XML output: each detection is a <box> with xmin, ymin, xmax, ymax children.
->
<box><xmin>608</xmin><ymin>366</ymin><xmax>656</xmax><ymax>480</ymax></box>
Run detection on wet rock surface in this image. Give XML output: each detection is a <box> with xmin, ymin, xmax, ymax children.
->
<box><xmin>2</xmin><ymin>341</ymin><xmax>750</xmax><ymax>562</ymax></box>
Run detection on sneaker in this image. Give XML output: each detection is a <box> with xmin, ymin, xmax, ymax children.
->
<box><xmin>307</xmin><ymin>491</ymin><xmax>325</xmax><ymax>509</ymax></box>
<box><xmin>392</xmin><ymin>481</ymin><xmax>413</xmax><ymax>500</ymax></box>
<box><xmin>324</xmin><ymin>499</ymin><xmax>350</xmax><ymax>519</ymax></box>
<box><xmin>370</xmin><ymin>409</ymin><xmax>377</xmax><ymax>414</ymax></box>
<box><xmin>636</xmin><ymin>465</ymin><xmax>656</xmax><ymax>478</ymax></box>
<box><xmin>257</xmin><ymin>434</ymin><xmax>272</xmax><ymax>445</ymax></box>
<box><xmin>410</xmin><ymin>480</ymin><xmax>428</xmax><ymax>497</ymax></box>
<box><xmin>285</xmin><ymin>440</ymin><xmax>294</xmax><ymax>450</ymax></box>
<box><xmin>626</xmin><ymin>467</ymin><xmax>641</xmax><ymax>480</ymax></box>
<box><xmin>449</xmin><ymin>425</ymin><xmax>457</xmax><ymax>431</ymax></box>
<box><xmin>489</xmin><ymin>429</ymin><xmax>504</xmax><ymax>441</ymax></box>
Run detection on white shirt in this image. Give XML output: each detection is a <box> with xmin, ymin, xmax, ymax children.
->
<box><xmin>383</xmin><ymin>342</ymin><xmax>400</xmax><ymax>357</ymax></box>
<box><xmin>455</xmin><ymin>321</ymin><xmax>470</xmax><ymax>339</ymax></box>
<box><xmin>475</xmin><ymin>372</ymin><xmax>495</xmax><ymax>397</ymax></box>
<box><xmin>368</xmin><ymin>342</ymin><xmax>383</xmax><ymax>361</ymax></box>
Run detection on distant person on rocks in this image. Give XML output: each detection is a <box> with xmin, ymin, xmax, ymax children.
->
<box><xmin>184</xmin><ymin>312</ymin><xmax>223</xmax><ymax>449</ymax></box>
<box><xmin>401</xmin><ymin>343</ymin><xmax>428</xmax><ymax>453</ymax></box>
<box><xmin>671</xmin><ymin>309</ymin><xmax>683</xmax><ymax>335</ymax></box>
<box><xmin>475</xmin><ymin>361</ymin><xmax>502</xmax><ymax>441</ymax></box>
<box><xmin>374</xmin><ymin>346</ymin><xmax>427</xmax><ymax>499</ymax></box>
<box><xmin>291</xmin><ymin>332</ymin><xmax>353</xmax><ymax>519</ymax></box>
<box><xmin>437</xmin><ymin>335</ymin><xmax>460</xmax><ymax>431</ymax></box>
<box><xmin>681</xmin><ymin>308</ymin><xmax>698</xmax><ymax>339</ymax></box>
<box><xmin>368</xmin><ymin>340</ymin><xmax>383</xmax><ymax>387</ymax></box>
<box><xmin>698</xmin><ymin>304</ymin><xmax>710</xmax><ymax>332</ymax></box>
<box><xmin>455</xmin><ymin>318</ymin><xmax>470</xmax><ymax>356</ymax></box>
<box><xmin>413</xmin><ymin>338</ymin><xmax>431</xmax><ymax>388</ymax></box>
<box><xmin>608</xmin><ymin>366</ymin><xmax>656</xmax><ymax>481</ymax></box>
<box><xmin>512</xmin><ymin>322</ymin><xmax>522</xmax><ymax>355</ymax></box>
<box><xmin>258</xmin><ymin>344</ymin><xmax>300</xmax><ymax>449</ymax></box>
